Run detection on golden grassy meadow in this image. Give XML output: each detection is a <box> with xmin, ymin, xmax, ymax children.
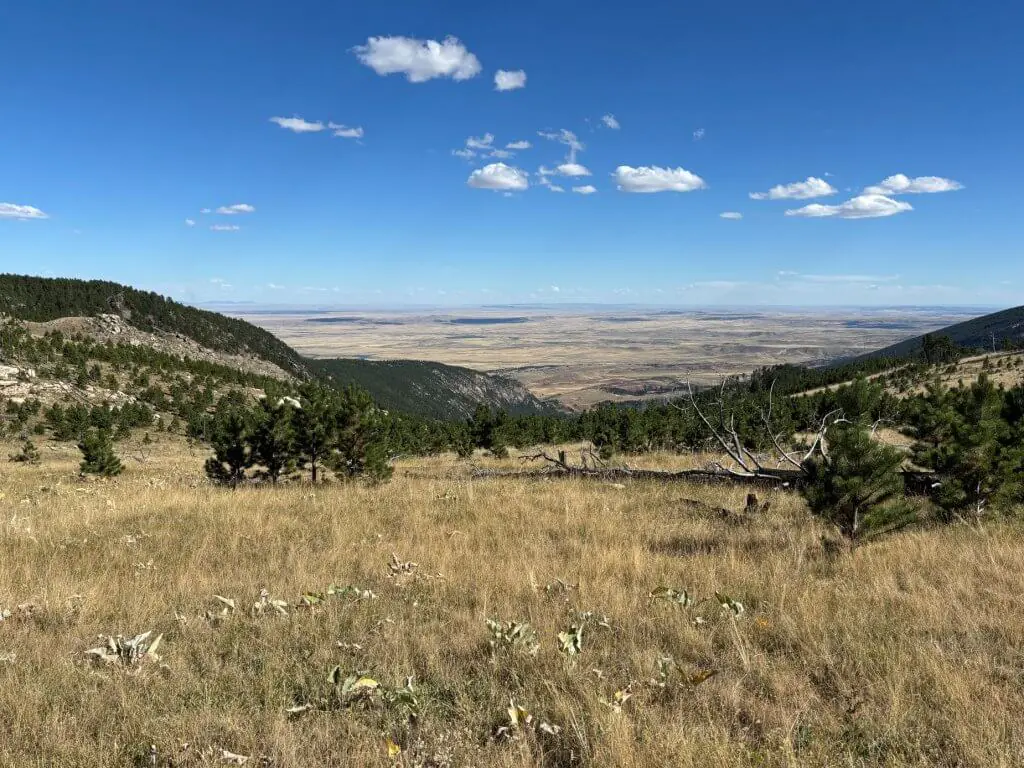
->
<box><xmin>2</xmin><ymin>437</ymin><xmax>1023</xmax><ymax>767</ymax></box>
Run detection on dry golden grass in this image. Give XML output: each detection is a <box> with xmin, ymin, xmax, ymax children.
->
<box><xmin>2</xmin><ymin>437</ymin><xmax>1023</xmax><ymax>767</ymax></box>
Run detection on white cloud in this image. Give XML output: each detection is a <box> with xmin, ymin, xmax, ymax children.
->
<box><xmin>199</xmin><ymin>208</ymin><xmax>211</xmax><ymax>214</ymax></box>
<box><xmin>613</xmin><ymin>165</ymin><xmax>706</xmax><ymax>193</ymax></box>
<box><xmin>693</xmin><ymin>128</ymin><xmax>705</xmax><ymax>141</ymax></box>
<box><xmin>328</xmin><ymin>122</ymin><xmax>364</xmax><ymax>139</ymax></box>
<box><xmin>538</xmin><ymin>176</ymin><xmax>564</xmax><ymax>193</ymax></box>
<box><xmin>488</xmin><ymin>149</ymin><xmax>514</xmax><ymax>159</ymax></box>
<box><xmin>601</xmin><ymin>114</ymin><xmax>620</xmax><ymax>130</ymax></box>
<box><xmin>353</xmin><ymin>36</ymin><xmax>481</xmax><ymax>83</ymax></box>
<box><xmin>452</xmin><ymin>148</ymin><xmax>475</xmax><ymax>159</ymax></box>
<box><xmin>538</xmin><ymin>128</ymin><xmax>584</xmax><ymax>161</ymax></box>
<box><xmin>185</xmin><ymin>218</ymin><xmax>196</xmax><ymax>227</ymax></box>
<box><xmin>506</xmin><ymin>140</ymin><xmax>531</xmax><ymax>150</ymax></box>
<box><xmin>572</xmin><ymin>185</ymin><xmax>597</xmax><ymax>195</ymax></box>
<box><xmin>209</xmin><ymin>224</ymin><xmax>241</xmax><ymax>231</ymax></box>
<box><xmin>209</xmin><ymin>278</ymin><xmax>232</xmax><ymax>289</ymax></box>
<box><xmin>0</xmin><ymin>203</ymin><xmax>48</xmax><ymax>220</ymax></box>
<box><xmin>685</xmin><ymin>280</ymin><xmax>744</xmax><ymax>290</ymax></box>
<box><xmin>778</xmin><ymin>272</ymin><xmax>900</xmax><ymax>283</ymax></box>
<box><xmin>467</xmin><ymin>163</ymin><xmax>529</xmax><ymax>191</ymax></box>
<box><xmin>555</xmin><ymin>162</ymin><xmax>591</xmax><ymax>177</ymax></box>
<box><xmin>785</xmin><ymin>194</ymin><xmax>912</xmax><ymax>219</ymax></box>
<box><xmin>466</xmin><ymin>133</ymin><xmax>494</xmax><ymax>150</ymax></box>
<box><xmin>269</xmin><ymin>115</ymin><xmax>325</xmax><ymax>133</ymax></box>
<box><xmin>750</xmin><ymin>176</ymin><xmax>836</xmax><ymax>200</ymax></box>
<box><xmin>863</xmin><ymin>173</ymin><xmax>963</xmax><ymax>195</ymax></box>
<box><xmin>719</xmin><ymin>211</ymin><xmax>742</xmax><ymax>220</ymax></box>
<box><xmin>215</xmin><ymin>203</ymin><xmax>255</xmax><ymax>215</ymax></box>
<box><xmin>494</xmin><ymin>69</ymin><xmax>527</xmax><ymax>91</ymax></box>
<box><xmin>267</xmin><ymin>283</ymin><xmax>284</xmax><ymax>290</ymax></box>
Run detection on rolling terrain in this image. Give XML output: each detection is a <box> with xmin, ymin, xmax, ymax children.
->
<box><xmin>239</xmin><ymin>307</ymin><xmax>978</xmax><ymax>408</ymax></box>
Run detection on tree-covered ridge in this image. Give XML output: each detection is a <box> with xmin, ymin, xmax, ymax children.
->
<box><xmin>848</xmin><ymin>305</ymin><xmax>1024</xmax><ymax>363</ymax></box>
<box><xmin>309</xmin><ymin>357</ymin><xmax>557</xmax><ymax>420</ymax></box>
<box><xmin>0</xmin><ymin>274</ymin><xmax>308</xmax><ymax>376</ymax></box>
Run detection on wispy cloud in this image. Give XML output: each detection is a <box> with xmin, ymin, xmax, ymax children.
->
<box><xmin>452</xmin><ymin>148</ymin><xmax>475</xmax><ymax>159</ymax></box>
<box><xmin>494</xmin><ymin>69</ymin><xmax>527</xmax><ymax>91</ymax></box>
<box><xmin>692</xmin><ymin>128</ymin><xmax>705</xmax><ymax>141</ymax></box>
<box><xmin>466</xmin><ymin>133</ymin><xmax>495</xmax><ymax>150</ymax></box>
<box><xmin>0</xmin><ymin>203</ymin><xmax>48</xmax><ymax>220</ymax></box>
<box><xmin>467</xmin><ymin>163</ymin><xmax>529</xmax><ymax>191</ymax></box>
<box><xmin>269</xmin><ymin>115</ymin><xmax>325</xmax><ymax>133</ymax></box>
<box><xmin>601</xmin><ymin>114</ymin><xmax>620</xmax><ymax>130</ymax></box>
<box><xmin>538</xmin><ymin>128</ymin><xmax>585</xmax><ymax>163</ymax></box>
<box><xmin>328</xmin><ymin>122</ymin><xmax>364</xmax><ymax>139</ymax></box>
<box><xmin>719</xmin><ymin>211</ymin><xmax>742</xmax><ymax>220</ymax></box>
<box><xmin>209</xmin><ymin>277</ymin><xmax>233</xmax><ymax>289</ymax></box>
<box><xmin>184</xmin><ymin>218</ymin><xmax>196</xmax><ymax>227</ymax></box>
<box><xmin>506</xmin><ymin>140</ymin><xmax>531</xmax><ymax>150</ymax></box>
<box><xmin>215</xmin><ymin>203</ymin><xmax>255</xmax><ymax>215</ymax></box>
<box><xmin>614</xmin><ymin>165</ymin><xmax>706</xmax><ymax>193</ymax></box>
<box><xmin>353</xmin><ymin>35</ymin><xmax>481</xmax><ymax>82</ymax></box>
<box><xmin>777</xmin><ymin>271</ymin><xmax>900</xmax><ymax>283</ymax></box>
<box><xmin>750</xmin><ymin>176</ymin><xmax>836</xmax><ymax>200</ymax></box>
<box><xmin>572</xmin><ymin>185</ymin><xmax>597</xmax><ymax>195</ymax></box>
<box><xmin>209</xmin><ymin>224</ymin><xmax>241</xmax><ymax>232</ymax></box>
<box><xmin>863</xmin><ymin>174</ymin><xmax>963</xmax><ymax>195</ymax></box>
<box><xmin>538</xmin><ymin>175</ymin><xmax>564</xmax><ymax>193</ymax></box>
<box><xmin>785</xmin><ymin>194</ymin><xmax>912</xmax><ymax>219</ymax></box>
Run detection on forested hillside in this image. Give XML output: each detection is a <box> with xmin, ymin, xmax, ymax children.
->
<box><xmin>310</xmin><ymin>357</ymin><xmax>557</xmax><ymax>420</ymax></box>
<box><xmin>0</xmin><ymin>274</ymin><xmax>308</xmax><ymax>376</ymax></box>
<box><xmin>851</xmin><ymin>305</ymin><xmax>1024</xmax><ymax>362</ymax></box>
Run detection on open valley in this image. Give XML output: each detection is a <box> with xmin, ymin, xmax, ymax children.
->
<box><xmin>238</xmin><ymin>307</ymin><xmax>975</xmax><ymax>408</ymax></box>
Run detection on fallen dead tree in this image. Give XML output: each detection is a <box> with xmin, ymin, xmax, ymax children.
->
<box><xmin>470</xmin><ymin>451</ymin><xmax>935</xmax><ymax>494</ymax></box>
<box><xmin>470</xmin><ymin>379</ymin><xmax>938</xmax><ymax>496</ymax></box>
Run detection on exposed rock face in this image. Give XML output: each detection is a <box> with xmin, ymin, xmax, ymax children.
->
<box><xmin>0</xmin><ymin>363</ymin><xmax>136</xmax><ymax>406</ymax></box>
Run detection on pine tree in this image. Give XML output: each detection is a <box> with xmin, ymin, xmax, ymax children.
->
<box><xmin>911</xmin><ymin>375</ymin><xmax>1024</xmax><ymax>520</ymax></box>
<box><xmin>203</xmin><ymin>409</ymin><xmax>253</xmax><ymax>487</ymax></box>
<box><xmin>801</xmin><ymin>425</ymin><xmax>914</xmax><ymax>543</ymax></box>
<box><xmin>250</xmin><ymin>398</ymin><xmax>296</xmax><ymax>483</ymax></box>
<box><xmin>78</xmin><ymin>429</ymin><xmax>123</xmax><ymax>477</ymax></box>
<box><xmin>332</xmin><ymin>385</ymin><xmax>393</xmax><ymax>483</ymax></box>
<box><xmin>468</xmin><ymin>404</ymin><xmax>508</xmax><ymax>458</ymax></box>
<box><xmin>292</xmin><ymin>385</ymin><xmax>337</xmax><ymax>483</ymax></box>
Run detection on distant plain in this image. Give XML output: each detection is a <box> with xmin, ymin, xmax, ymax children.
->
<box><xmin>237</xmin><ymin>307</ymin><xmax>978</xmax><ymax>408</ymax></box>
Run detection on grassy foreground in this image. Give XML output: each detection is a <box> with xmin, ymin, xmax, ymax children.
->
<box><xmin>1</xmin><ymin>439</ymin><xmax>1022</xmax><ymax>767</ymax></box>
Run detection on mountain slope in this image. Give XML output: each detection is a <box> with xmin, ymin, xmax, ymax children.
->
<box><xmin>0</xmin><ymin>274</ymin><xmax>557</xmax><ymax>420</ymax></box>
<box><xmin>0</xmin><ymin>274</ymin><xmax>308</xmax><ymax>377</ymax></box>
<box><xmin>310</xmin><ymin>358</ymin><xmax>557</xmax><ymax>420</ymax></box>
<box><xmin>849</xmin><ymin>305</ymin><xmax>1024</xmax><ymax>362</ymax></box>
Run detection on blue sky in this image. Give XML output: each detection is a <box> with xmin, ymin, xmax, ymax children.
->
<box><xmin>1</xmin><ymin>1</ymin><xmax>1022</xmax><ymax>307</ymax></box>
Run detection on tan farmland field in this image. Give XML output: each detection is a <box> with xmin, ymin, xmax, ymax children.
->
<box><xmin>2</xmin><ymin>436</ymin><xmax>1023</xmax><ymax>766</ymax></box>
<box><xmin>236</xmin><ymin>308</ymin><xmax>973</xmax><ymax>408</ymax></box>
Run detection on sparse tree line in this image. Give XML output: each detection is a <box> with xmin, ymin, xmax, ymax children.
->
<box><xmin>4</xmin><ymin>313</ymin><xmax>1024</xmax><ymax>539</ymax></box>
<box><xmin>201</xmin><ymin>384</ymin><xmax>394</xmax><ymax>486</ymax></box>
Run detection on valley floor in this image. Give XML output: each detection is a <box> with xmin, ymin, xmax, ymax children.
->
<box><xmin>1</xmin><ymin>437</ymin><xmax>1022</xmax><ymax>766</ymax></box>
